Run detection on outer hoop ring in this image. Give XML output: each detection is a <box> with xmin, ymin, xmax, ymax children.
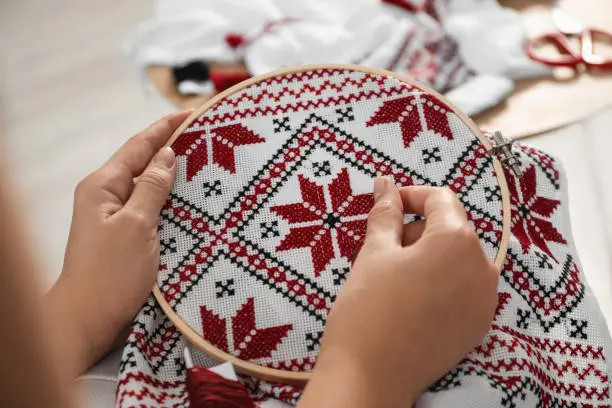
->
<box><xmin>153</xmin><ymin>63</ymin><xmax>511</xmax><ymax>385</ymax></box>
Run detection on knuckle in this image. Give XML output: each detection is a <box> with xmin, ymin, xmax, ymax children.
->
<box><xmin>138</xmin><ymin>167</ymin><xmax>172</xmax><ymax>191</ymax></box>
<box><xmin>151</xmin><ymin>117</ymin><xmax>172</xmax><ymax>133</ymax></box>
<box><xmin>74</xmin><ymin>173</ymin><xmax>98</xmax><ymax>198</ymax></box>
<box><xmin>433</xmin><ymin>186</ymin><xmax>463</xmax><ymax>208</ymax></box>
<box><xmin>433</xmin><ymin>186</ymin><xmax>456</xmax><ymax>200</ymax></box>
<box><xmin>133</xmin><ymin>132</ymin><xmax>157</xmax><ymax>154</ymax></box>
<box><xmin>124</xmin><ymin>209</ymin><xmax>150</xmax><ymax>228</ymax></box>
<box><xmin>447</xmin><ymin>224</ymin><xmax>478</xmax><ymax>242</ymax></box>
<box><xmin>131</xmin><ymin>124</ymin><xmax>161</xmax><ymax>153</ymax></box>
<box><xmin>74</xmin><ymin>169</ymin><xmax>121</xmax><ymax>201</ymax></box>
<box><xmin>74</xmin><ymin>178</ymin><xmax>89</xmax><ymax>197</ymax></box>
<box><xmin>144</xmin><ymin>118</ymin><xmax>172</xmax><ymax>141</ymax></box>
<box><xmin>360</xmin><ymin>236</ymin><xmax>382</xmax><ymax>253</ymax></box>
<box><xmin>458</xmin><ymin>224</ymin><xmax>479</xmax><ymax>241</ymax></box>
<box><xmin>157</xmin><ymin>118</ymin><xmax>172</xmax><ymax>134</ymax></box>
<box><xmin>368</xmin><ymin>199</ymin><xmax>399</xmax><ymax>219</ymax></box>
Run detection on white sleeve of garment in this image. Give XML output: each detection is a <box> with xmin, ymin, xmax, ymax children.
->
<box><xmin>442</xmin><ymin>0</ymin><xmax>551</xmax><ymax>80</ymax></box>
<box><xmin>445</xmin><ymin>74</ymin><xmax>514</xmax><ymax>117</ymax></box>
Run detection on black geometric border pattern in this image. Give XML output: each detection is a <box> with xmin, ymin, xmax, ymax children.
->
<box><xmin>125</xmin><ymin>297</ymin><xmax>183</xmax><ymax>375</ymax></box>
<box><xmin>502</xmin><ymin>248</ymin><xmax>585</xmax><ymax>333</ymax></box>
<box><xmin>423</xmin><ymin>140</ymin><xmax>611</xmax><ymax>407</ymax></box>
<box><xmin>426</xmin><ymin>288</ymin><xmax>609</xmax><ymax>407</ymax></box>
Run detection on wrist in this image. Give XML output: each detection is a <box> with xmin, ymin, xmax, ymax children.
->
<box><xmin>45</xmin><ymin>276</ymin><xmax>116</xmax><ymax>377</ymax></box>
<box><xmin>298</xmin><ymin>345</ymin><xmax>418</xmax><ymax>408</ymax></box>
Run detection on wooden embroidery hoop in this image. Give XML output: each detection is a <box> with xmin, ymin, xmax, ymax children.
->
<box><xmin>153</xmin><ymin>63</ymin><xmax>512</xmax><ymax>385</ymax></box>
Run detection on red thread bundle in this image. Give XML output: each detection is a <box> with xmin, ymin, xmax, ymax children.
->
<box><xmin>186</xmin><ymin>366</ymin><xmax>255</xmax><ymax>408</ymax></box>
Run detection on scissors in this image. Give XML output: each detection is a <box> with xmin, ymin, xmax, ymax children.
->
<box><xmin>526</xmin><ymin>0</ymin><xmax>612</xmax><ymax>69</ymax></box>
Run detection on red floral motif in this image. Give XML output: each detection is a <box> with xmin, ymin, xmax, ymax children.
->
<box><xmin>366</xmin><ymin>93</ymin><xmax>452</xmax><ymax>148</ymax></box>
<box><xmin>506</xmin><ymin>165</ymin><xmax>566</xmax><ymax>260</ymax></box>
<box><xmin>200</xmin><ymin>298</ymin><xmax>292</xmax><ymax>360</ymax></box>
<box><xmin>172</xmin><ymin>123</ymin><xmax>265</xmax><ymax>180</ymax></box>
<box><xmin>271</xmin><ymin>168</ymin><xmax>374</xmax><ymax>276</ymax></box>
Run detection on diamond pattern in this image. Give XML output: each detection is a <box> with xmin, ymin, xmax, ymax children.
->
<box><xmin>117</xmin><ymin>68</ymin><xmax>610</xmax><ymax>408</ymax></box>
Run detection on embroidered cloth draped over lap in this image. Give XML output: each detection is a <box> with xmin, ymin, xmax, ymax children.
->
<box><xmin>116</xmin><ymin>68</ymin><xmax>612</xmax><ymax>407</ymax></box>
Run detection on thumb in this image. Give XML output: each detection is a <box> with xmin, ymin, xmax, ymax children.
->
<box><xmin>364</xmin><ymin>176</ymin><xmax>404</xmax><ymax>248</ymax></box>
<box><xmin>124</xmin><ymin>147</ymin><xmax>176</xmax><ymax>223</ymax></box>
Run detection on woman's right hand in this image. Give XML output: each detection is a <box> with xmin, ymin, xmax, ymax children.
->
<box><xmin>299</xmin><ymin>179</ymin><xmax>499</xmax><ymax>408</ymax></box>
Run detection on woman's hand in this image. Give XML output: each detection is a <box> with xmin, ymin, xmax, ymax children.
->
<box><xmin>299</xmin><ymin>178</ymin><xmax>499</xmax><ymax>408</ymax></box>
<box><xmin>46</xmin><ymin>111</ymin><xmax>190</xmax><ymax>378</ymax></box>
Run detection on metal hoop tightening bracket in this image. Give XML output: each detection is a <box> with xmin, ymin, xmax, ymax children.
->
<box><xmin>490</xmin><ymin>131</ymin><xmax>522</xmax><ymax>177</ymax></box>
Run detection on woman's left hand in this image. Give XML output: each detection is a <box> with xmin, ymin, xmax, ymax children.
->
<box><xmin>46</xmin><ymin>111</ymin><xmax>190</xmax><ymax>377</ymax></box>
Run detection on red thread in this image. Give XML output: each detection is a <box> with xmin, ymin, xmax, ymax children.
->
<box><xmin>225</xmin><ymin>33</ymin><xmax>247</xmax><ymax>49</ymax></box>
<box><xmin>210</xmin><ymin>71</ymin><xmax>252</xmax><ymax>93</ymax></box>
<box><xmin>386</xmin><ymin>29</ymin><xmax>416</xmax><ymax>71</ymax></box>
<box><xmin>186</xmin><ymin>367</ymin><xmax>255</xmax><ymax>408</ymax></box>
<box><xmin>382</xmin><ymin>0</ymin><xmax>440</xmax><ymax>20</ymax></box>
<box><xmin>382</xmin><ymin>0</ymin><xmax>419</xmax><ymax>13</ymax></box>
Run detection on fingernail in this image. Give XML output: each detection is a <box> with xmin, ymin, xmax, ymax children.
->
<box><xmin>163</xmin><ymin>111</ymin><xmax>183</xmax><ymax>119</ymax></box>
<box><xmin>162</xmin><ymin>110</ymin><xmax>192</xmax><ymax>122</ymax></box>
<box><xmin>373</xmin><ymin>176</ymin><xmax>388</xmax><ymax>201</ymax></box>
<box><xmin>153</xmin><ymin>147</ymin><xmax>175</xmax><ymax>169</ymax></box>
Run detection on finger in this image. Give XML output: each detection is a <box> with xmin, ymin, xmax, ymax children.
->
<box><xmin>122</xmin><ymin>147</ymin><xmax>176</xmax><ymax>224</ymax></box>
<box><xmin>97</xmin><ymin>111</ymin><xmax>191</xmax><ymax>203</ymax></box>
<box><xmin>107</xmin><ymin>111</ymin><xmax>190</xmax><ymax>176</ymax></box>
<box><xmin>398</xmin><ymin>186</ymin><xmax>468</xmax><ymax>231</ymax></box>
<box><xmin>402</xmin><ymin>220</ymin><xmax>425</xmax><ymax>246</ymax></box>
<box><xmin>364</xmin><ymin>176</ymin><xmax>404</xmax><ymax>248</ymax></box>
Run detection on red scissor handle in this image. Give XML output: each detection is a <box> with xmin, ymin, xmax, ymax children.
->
<box><xmin>581</xmin><ymin>29</ymin><xmax>612</xmax><ymax>68</ymax></box>
<box><xmin>526</xmin><ymin>32</ymin><xmax>582</xmax><ymax>67</ymax></box>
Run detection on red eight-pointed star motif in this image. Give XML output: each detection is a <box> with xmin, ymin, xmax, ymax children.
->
<box><xmin>200</xmin><ymin>298</ymin><xmax>292</xmax><ymax>360</ymax></box>
<box><xmin>172</xmin><ymin>123</ymin><xmax>265</xmax><ymax>180</ymax></box>
<box><xmin>505</xmin><ymin>165</ymin><xmax>566</xmax><ymax>261</ymax></box>
<box><xmin>366</xmin><ymin>93</ymin><xmax>453</xmax><ymax>148</ymax></box>
<box><xmin>271</xmin><ymin>168</ymin><xmax>374</xmax><ymax>276</ymax></box>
